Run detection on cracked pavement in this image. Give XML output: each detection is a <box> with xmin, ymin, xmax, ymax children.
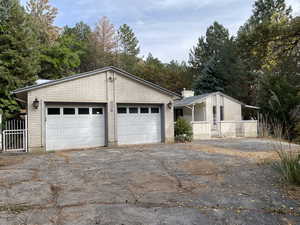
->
<box><xmin>0</xmin><ymin>138</ymin><xmax>299</xmax><ymax>225</ymax></box>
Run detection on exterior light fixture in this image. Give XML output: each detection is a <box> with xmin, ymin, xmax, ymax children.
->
<box><xmin>32</xmin><ymin>98</ymin><xmax>39</xmax><ymax>109</ymax></box>
<box><xmin>167</xmin><ymin>101</ymin><xmax>173</xmax><ymax>109</ymax></box>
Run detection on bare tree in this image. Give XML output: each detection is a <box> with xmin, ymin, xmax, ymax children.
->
<box><xmin>94</xmin><ymin>16</ymin><xmax>117</xmax><ymax>53</ymax></box>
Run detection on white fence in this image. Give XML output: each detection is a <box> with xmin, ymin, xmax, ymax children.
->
<box><xmin>2</xmin><ymin>116</ymin><xmax>27</xmax><ymax>153</ymax></box>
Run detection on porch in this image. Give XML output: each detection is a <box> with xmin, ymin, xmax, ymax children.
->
<box><xmin>174</xmin><ymin>91</ymin><xmax>259</xmax><ymax>140</ymax></box>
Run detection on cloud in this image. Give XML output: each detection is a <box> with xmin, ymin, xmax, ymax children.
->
<box><xmin>19</xmin><ymin>0</ymin><xmax>300</xmax><ymax>62</ymax></box>
<box><xmin>287</xmin><ymin>0</ymin><xmax>300</xmax><ymax>16</ymax></box>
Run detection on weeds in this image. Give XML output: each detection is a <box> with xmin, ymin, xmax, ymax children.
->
<box><xmin>273</xmin><ymin>150</ymin><xmax>300</xmax><ymax>185</ymax></box>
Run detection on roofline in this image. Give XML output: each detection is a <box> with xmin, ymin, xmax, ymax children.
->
<box><xmin>244</xmin><ymin>105</ymin><xmax>260</xmax><ymax>110</ymax></box>
<box><xmin>174</xmin><ymin>91</ymin><xmax>259</xmax><ymax>108</ymax></box>
<box><xmin>12</xmin><ymin>66</ymin><xmax>180</xmax><ymax>97</ymax></box>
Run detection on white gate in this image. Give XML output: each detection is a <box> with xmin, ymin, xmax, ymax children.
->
<box><xmin>2</xmin><ymin>116</ymin><xmax>27</xmax><ymax>153</ymax></box>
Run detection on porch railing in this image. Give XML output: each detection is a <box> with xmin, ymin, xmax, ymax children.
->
<box><xmin>191</xmin><ymin>120</ymin><xmax>258</xmax><ymax>139</ymax></box>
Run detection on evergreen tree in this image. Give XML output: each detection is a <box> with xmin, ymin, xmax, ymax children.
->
<box><xmin>117</xmin><ymin>24</ymin><xmax>140</xmax><ymax>73</ymax></box>
<box><xmin>193</xmin><ymin>57</ymin><xmax>224</xmax><ymax>94</ymax></box>
<box><xmin>63</xmin><ymin>22</ymin><xmax>92</xmax><ymax>72</ymax></box>
<box><xmin>38</xmin><ymin>33</ymin><xmax>82</xmax><ymax>79</ymax></box>
<box><xmin>118</xmin><ymin>24</ymin><xmax>140</xmax><ymax>56</ymax></box>
<box><xmin>190</xmin><ymin>22</ymin><xmax>248</xmax><ymax>99</ymax></box>
<box><xmin>0</xmin><ymin>0</ymin><xmax>40</xmax><ymax>118</ymax></box>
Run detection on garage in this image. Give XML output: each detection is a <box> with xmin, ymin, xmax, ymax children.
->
<box><xmin>46</xmin><ymin>104</ymin><xmax>106</xmax><ymax>151</ymax></box>
<box><xmin>13</xmin><ymin>67</ymin><xmax>177</xmax><ymax>152</ymax></box>
<box><xmin>117</xmin><ymin>105</ymin><xmax>162</xmax><ymax>145</ymax></box>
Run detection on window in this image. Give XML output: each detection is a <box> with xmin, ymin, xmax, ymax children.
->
<box><xmin>63</xmin><ymin>108</ymin><xmax>75</xmax><ymax>115</ymax></box>
<box><xmin>117</xmin><ymin>107</ymin><xmax>127</xmax><ymax>114</ymax></box>
<box><xmin>78</xmin><ymin>108</ymin><xmax>89</xmax><ymax>115</ymax></box>
<box><xmin>151</xmin><ymin>107</ymin><xmax>159</xmax><ymax>114</ymax></box>
<box><xmin>129</xmin><ymin>107</ymin><xmax>138</xmax><ymax>114</ymax></box>
<box><xmin>92</xmin><ymin>108</ymin><xmax>103</xmax><ymax>115</ymax></box>
<box><xmin>140</xmin><ymin>107</ymin><xmax>149</xmax><ymax>114</ymax></box>
<box><xmin>47</xmin><ymin>108</ymin><xmax>60</xmax><ymax>115</ymax></box>
<box><xmin>220</xmin><ymin>106</ymin><xmax>224</xmax><ymax>121</ymax></box>
<box><xmin>213</xmin><ymin>106</ymin><xmax>217</xmax><ymax>125</ymax></box>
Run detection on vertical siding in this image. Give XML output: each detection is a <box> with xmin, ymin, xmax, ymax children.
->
<box><xmin>223</xmin><ymin>97</ymin><xmax>242</xmax><ymax>121</ymax></box>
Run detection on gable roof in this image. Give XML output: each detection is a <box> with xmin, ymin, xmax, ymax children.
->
<box><xmin>174</xmin><ymin>92</ymin><xmax>246</xmax><ymax>107</ymax></box>
<box><xmin>12</xmin><ymin>66</ymin><xmax>180</xmax><ymax>97</ymax></box>
<box><xmin>174</xmin><ymin>93</ymin><xmax>211</xmax><ymax>107</ymax></box>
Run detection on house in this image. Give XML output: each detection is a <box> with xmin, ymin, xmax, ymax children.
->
<box><xmin>12</xmin><ymin>66</ymin><xmax>179</xmax><ymax>152</ymax></box>
<box><xmin>174</xmin><ymin>89</ymin><xmax>259</xmax><ymax>139</ymax></box>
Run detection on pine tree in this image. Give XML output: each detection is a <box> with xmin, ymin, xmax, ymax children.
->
<box><xmin>118</xmin><ymin>24</ymin><xmax>140</xmax><ymax>56</ymax></box>
<box><xmin>0</xmin><ymin>0</ymin><xmax>40</xmax><ymax>118</ymax></box>
<box><xmin>117</xmin><ymin>24</ymin><xmax>140</xmax><ymax>73</ymax></box>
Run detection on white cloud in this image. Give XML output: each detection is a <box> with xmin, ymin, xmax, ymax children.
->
<box><xmin>287</xmin><ymin>0</ymin><xmax>300</xmax><ymax>16</ymax></box>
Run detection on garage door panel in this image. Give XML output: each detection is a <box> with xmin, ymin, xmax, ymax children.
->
<box><xmin>46</xmin><ymin>105</ymin><xmax>105</xmax><ymax>151</ymax></box>
<box><xmin>117</xmin><ymin>105</ymin><xmax>162</xmax><ymax>145</ymax></box>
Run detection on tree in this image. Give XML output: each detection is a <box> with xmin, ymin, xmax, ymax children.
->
<box><xmin>193</xmin><ymin>57</ymin><xmax>224</xmax><ymax>94</ymax></box>
<box><xmin>117</xmin><ymin>24</ymin><xmax>140</xmax><ymax>73</ymax></box>
<box><xmin>190</xmin><ymin>22</ymin><xmax>248</xmax><ymax>99</ymax></box>
<box><xmin>85</xmin><ymin>16</ymin><xmax>117</xmax><ymax>70</ymax></box>
<box><xmin>94</xmin><ymin>16</ymin><xmax>117</xmax><ymax>52</ymax></box>
<box><xmin>251</xmin><ymin>0</ymin><xmax>292</xmax><ymax>25</ymax></box>
<box><xmin>0</xmin><ymin>0</ymin><xmax>40</xmax><ymax>118</ymax></box>
<box><xmin>118</xmin><ymin>24</ymin><xmax>140</xmax><ymax>56</ymax></box>
<box><xmin>38</xmin><ymin>33</ymin><xmax>82</xmax><ymax>79</ymax></box>
<box><xmin>237</xmin><ymin>0</ymin><xmax>300</xmax><ymax>139</ymax></box>
<box><xmin>63</xmin><ymin>21</ymin><xmax>91</xmax><ymax>42</ymax></box>
<box><xmin>63</xmin><ymin>22</ymin><xmax>92</xmax><ymax>72</ymax></box>
<box><xmin>26</xmin><ymin>0</ymin><xmax>59</xmax><ymax>44</ymax></box>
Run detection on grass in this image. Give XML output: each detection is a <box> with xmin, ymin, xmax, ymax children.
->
<box><xmin>273</xmin><ymin>150</ymin><xmax>300</xmax><ymax>185</ymax></box>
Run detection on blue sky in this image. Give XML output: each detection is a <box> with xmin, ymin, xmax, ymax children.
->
<box><xmin>20</xmin><ymin>0</ymin><xmax>300</xmax><ymax>63</ymax></box>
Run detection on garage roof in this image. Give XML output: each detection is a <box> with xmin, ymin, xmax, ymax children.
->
<box><xmin>12</xmin><ymin>66</ymin><xmax>181</xmax><ymax>97</ymax></box>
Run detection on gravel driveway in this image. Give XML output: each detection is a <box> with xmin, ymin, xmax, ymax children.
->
<box><xmin>0</xmin><ymin>138</ymin><xmax>299</xmax><ymax>225</ymax></box>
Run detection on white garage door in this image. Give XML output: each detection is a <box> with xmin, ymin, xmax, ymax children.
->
<box><xmin>117</xmin><ymin>105</ymin><xmax>162</xmax><ymax>145</ymax></box>
<box><xmin>46</xmin><ymin>105</ymin><xmax>105</xmax><ymax>151</ymax></box>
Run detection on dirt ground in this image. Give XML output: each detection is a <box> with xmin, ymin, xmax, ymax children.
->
<box><xmin>0</xmin><ymin>138</ymin><xmax>299</xmax><ymax>225</ymax></box>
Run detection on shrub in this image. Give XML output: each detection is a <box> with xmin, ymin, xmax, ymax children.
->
<box><xmin>174</xmin><ymin>118</ymin><xmax>193</xmax><ymax>142</ymax></box>
<box><xmin>273</xmin><ymin>150</ymin><xmax>300</xmax><ymax>185</ymax></box>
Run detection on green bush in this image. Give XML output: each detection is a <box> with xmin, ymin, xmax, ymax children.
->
<box><xmin>174</xmin><ymin>118</ymin><xmax>193</xmax><ymax>142</ymax></box>
<box><xmin>273</xmin><ymin>150</ymin><xmax>300</xmax><ymax>185</ymax></box>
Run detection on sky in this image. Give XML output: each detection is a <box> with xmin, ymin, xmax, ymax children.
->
<box><xmin>20</xmin><ymin>0</ymin><xmax>300</xmax><ymax>63</ymax></box>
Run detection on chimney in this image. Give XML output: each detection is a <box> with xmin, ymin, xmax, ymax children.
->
<box><xmin>181</xmin><ymin>88</ymin><xmax>195</xmax><ymax>98</ymax></box>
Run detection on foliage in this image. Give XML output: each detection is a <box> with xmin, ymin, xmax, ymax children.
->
<box><xmin>273</xmin><ymin>150</ymin><xmax>300</xmax><ymax>185</ymax></box>
<box><xmin>174</xmin><ymin>118</ymin><xmax>193</xmax><ymax>142</ymax></box>
<box><xmin>0</xmin><ymin>0</ymin><xmax>40</xmax><ymax>118</ymax></box>
<box><xmin>38</xmin><ymin>34</ymin><xmax>82</xmax><ymax>79</ymax></box>
<box><xmin>62</xmin><ymin>22</ymin><xmax>92</xmax><ymax>73</ymax></box>
<box><xmin>190</xmin><ymin>22</ymin><xmax>249</xmax><ymax>102</ymax></box>
<box><xmin>26</xmin><ymin>0</ymin><xmax>59</xmax><ymax>44</ymax></box>
<box><xmin>118</xmin><ymin>24</ymin><xmax>140</xmax><ymax>56</ymax></box>
<box><xmin>117</xmin><ymin>24</ymin><xmax>140</xmax><ymax>73</ymax></box>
